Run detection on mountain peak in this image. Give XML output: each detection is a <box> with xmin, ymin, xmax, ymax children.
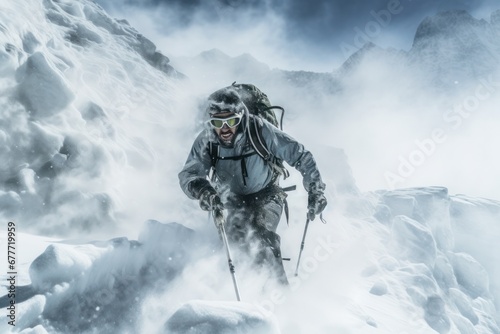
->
<box><xmin>336</xmin><ymin>42</ymin><xmax>405</xmax><ymax>77</ymax></box>
<box><xmin>412</xmin><ymin>10</ymin><xmax>487</xmax><ymax>47</ymax></box>
<box><xmin>407</xmin><ymin>9</ymin><xmax>500</xmax><ymax>89</ymax></box>
<box><xmin>198</xmin><ymin>48</ymin><xmax>232</xmax><ymax>62</ymax></box>
<box><xmin>491</xmin><ymin>9</ymin><xmax>500</xmax><ymax>27</ymax></box>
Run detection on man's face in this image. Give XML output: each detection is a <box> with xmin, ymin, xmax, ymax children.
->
<box><xmin>209</xmin><ymin>112</ymin><xmax>242</xmax><ymax>145</ymax></box>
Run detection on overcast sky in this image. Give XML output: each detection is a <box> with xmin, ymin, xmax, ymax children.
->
<box><xmin>97</xmin><ymin>0</ymin><xmax>500</xmax><ymax>71</ymax></box>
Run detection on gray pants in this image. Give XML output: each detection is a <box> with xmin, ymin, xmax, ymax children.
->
<box><xmin>224</xmin><ymin>185</ymin><xmax>288</xmax><ymax>285</ymax></box>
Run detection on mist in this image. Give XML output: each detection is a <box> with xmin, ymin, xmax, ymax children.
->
<box><xmin>98</xmin><ymin>0</ymin><xmax>500</xmax><ymax>71</ymax></box>
<box><xmin>93</xmin><ymin>0</ymin><xmax>500</xmax><ymax>203</ymax></box>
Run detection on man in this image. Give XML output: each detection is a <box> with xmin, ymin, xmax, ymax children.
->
<box><xmin>178</xmin><ymin>86</ymin><xmax>327</xmax><ymax>285</ymax></box>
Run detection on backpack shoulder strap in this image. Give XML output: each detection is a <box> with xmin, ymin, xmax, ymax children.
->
<box><xmin>247</xmin><ymin>116</ymin><xmax>290</xmax><ymax>179</ymax></box>
<box><xmin>209</xmin><ymin>141</ymin><xmax>219</xmax><ymax>169</ymax></box>
<box><xmin>208</xmin><ymin>141</ymin><xmax>219</xmax><ymax>181</ymax></box>
<box><xmin>206</xmin><ymin>140</ymin><xmax>256</xmax><ymax>186</ymax></box>
<box><xmin>207</xmin><ymin>117</ymin><xmax>289</xmax><ymax>180</ymax></box>
<box><xmin>247</xmin><ymin>115</ymin><xmax>272</xmax><ymax>160</ymax></box>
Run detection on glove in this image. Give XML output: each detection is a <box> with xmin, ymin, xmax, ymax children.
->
<box><xmin>307</xmin><ymin>190</ymin><xmax>327</xmax><ymax>221</ymax></box>
<box><xmin>199</xmin><ymin>188</ymin><xmax>223</xmax><ymax>212</ymax></box>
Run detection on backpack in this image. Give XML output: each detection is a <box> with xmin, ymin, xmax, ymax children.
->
<box><xmin>230</xmin><ymin>83</ymin><xmax>284</xmax><ymax>130</ymax></box>
<box><xmin>208</xmin><ymin>82</ymin><xmax>289</xmax><ymax>180</ymax></box>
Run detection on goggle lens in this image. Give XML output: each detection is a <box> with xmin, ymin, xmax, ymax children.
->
<box><xmin>209</xmin><ymin>115</ymin><xmax>242</xmax><ymax>129</ymax></box>
<box><xmin>210</xmin><ymin>119</ymin><xmax>224</xmax><ymax>128</ymax></box>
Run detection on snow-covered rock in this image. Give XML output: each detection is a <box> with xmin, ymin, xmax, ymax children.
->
<box><xmin>390</xmin><ymin>215</ymin><xmax>437</xmax><ymax>267</ymax></box>
<box><xmin>0</xmin><ymin>221</ymin><xmax>199</xmax><ymax>333</ymax></box>
<box><xmin>164</xmin><ymin>300</ymin><xmax>281</xmax><ymax>334</ymax></box>
<box><xmin>28</xmin><ymin>241</ymin><xmax>111</xmax><ymax>291</ymax></box>
<box><xmin>449</xmin><ymin>252</ymin><xmax>490</xmax><ymax>299</ymax></box>
<box><xmin>16</xmin><ymin>52</ymin><xmax>75</xmax><ymax>117</ymax></box>
<box><xmin>370</xmin><ymin>187</ymin><xmax>500</xmax><ymax>332</ymax></box>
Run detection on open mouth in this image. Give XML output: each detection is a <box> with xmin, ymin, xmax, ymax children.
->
<box><xmin>219</xmin><ymin>131</ymin><xmax>234</xmax><ymax>141</ymax></box>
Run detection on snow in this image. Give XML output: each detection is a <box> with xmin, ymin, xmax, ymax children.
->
<box><xmin>17</xmin><ymin>52</ymin><xmax>75</xmax><ymax>117</ymax></box>
<box><xmin>391</xmin><ymin>215</ymin><xmax>437</xmax><ymax>267</ymax></box>
<box><xmin>2</xmin><ymin>191</ymin><xmax>500</xmax><ymax>333</ymax></box>
<box><xmin>1</xmin><ymin>0</ymin><xmax>500</xmax><ymax>333</ymax></box>
<box><xmin>164</xmin><ymin>300</ymin><xmax>280</xmax><ymax>334</ymax></box>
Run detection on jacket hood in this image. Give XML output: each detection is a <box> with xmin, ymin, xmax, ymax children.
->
<box><xmin>205</xmin><ymin>87</ymin><xmax>247</xmax><ymax>116</ymax></box>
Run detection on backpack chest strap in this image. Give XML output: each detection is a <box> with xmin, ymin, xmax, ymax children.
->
<box><xmin>209</xmin><ymin>141</ymin><xmax>257</xmax><ymax>164</ymax></box>
<box><xmin>208</xmin><ymin>141</ymin><xmax>257</xmax><ymax>186</ymax></box>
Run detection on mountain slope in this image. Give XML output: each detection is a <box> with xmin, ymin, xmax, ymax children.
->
<box><xmin>0</xmin><ymin>0</ymin><xmax>184</xmax><ymax>237</ymax></box>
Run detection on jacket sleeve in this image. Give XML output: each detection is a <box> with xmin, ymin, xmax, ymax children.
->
<box><xmin>178</xmin><ymin>130</ymin><xmax>214</xmax><ymax>199</ymax></box>
<box><xmin>261</xmin><ymin>121</ymin><xmax>326</xmax><ymax>193</ymax></box>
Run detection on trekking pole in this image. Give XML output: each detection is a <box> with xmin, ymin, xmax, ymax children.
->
<box><xmin>213</xmin><ymin>208</ymin><xmax>241</xmax><ymax>301</ymax></box>
<box><xmin>294</xmin><ymin>210</ymin><xmax>313</xmax><ymax>277</ymax></box>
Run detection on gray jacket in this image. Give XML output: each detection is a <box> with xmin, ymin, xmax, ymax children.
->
<box><xmin>178</xmin><ymin>117</ymin><xmax>325</xmax><ymax>199</ymax></box>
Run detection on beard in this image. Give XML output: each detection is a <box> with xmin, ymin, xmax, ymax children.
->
<box><xmin>217</xmin><ymin>126</ymin><xmax>242</xmax><ymax>147</ymax></box>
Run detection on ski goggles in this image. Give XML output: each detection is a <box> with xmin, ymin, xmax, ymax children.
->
<box><xmin>209</xmin><ymin>114</ymin><xmax>242</xmax><ymax>129</ymax></box>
